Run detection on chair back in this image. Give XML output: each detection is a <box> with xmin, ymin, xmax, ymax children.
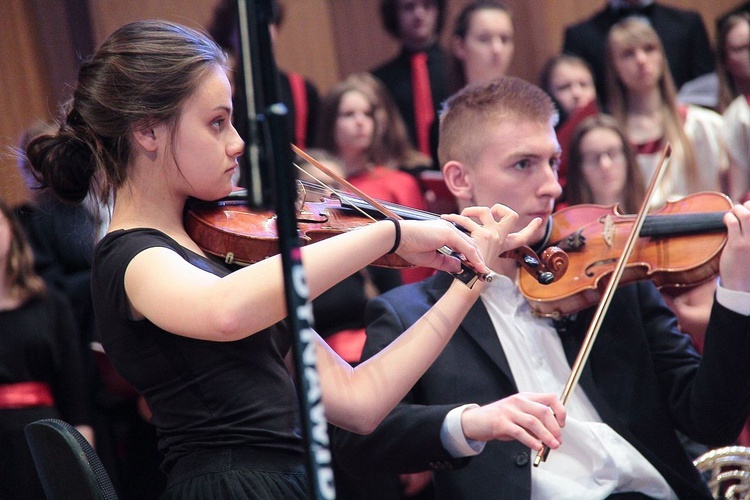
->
<box><xmin>25</xmin><ymin>418</ymin><xmax>118</xmax><ymax>500</ymax></box>
<box><xmin>694</xmin><ymin>445</ymin><xmax>750</xmax><ymax>499</ymax></box>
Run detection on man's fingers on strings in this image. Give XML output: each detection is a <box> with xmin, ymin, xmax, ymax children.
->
<box><xmin>734</xmin><ymin>202</ymin><xmax>750</xmax><ymax>234</ymax></box>
<box><xmin>441</xmin><ymin>211</ymin><xmax>485</xmax><ymax>235</ymax></box>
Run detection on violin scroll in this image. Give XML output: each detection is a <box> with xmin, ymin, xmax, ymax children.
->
<box><xmin>539</xmin><ymin>246</ymin><xmax>569</xmax><ymax>283</ymax></box>
<box><xmin>502</xmin><ymin>245</ymin><xmax>568</xmax><ymax>285</ymax></box>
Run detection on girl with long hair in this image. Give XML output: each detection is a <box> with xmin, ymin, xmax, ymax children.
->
<box><xmin>605</xmin><ymin>17</ymin><xmax>727</xmax><ymax>209</ymax></box>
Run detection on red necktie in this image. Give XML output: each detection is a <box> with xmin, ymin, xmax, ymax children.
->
<box><xmin>411</xmin><ymin>52</ymin><xmax>435</xmax><ymax>156</ymax></box>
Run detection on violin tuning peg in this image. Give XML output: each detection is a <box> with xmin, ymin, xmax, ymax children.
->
<box><xmin>537</xmin><ymin>271</ymin><xmax>555</xmax><ymax>285</ymax></box>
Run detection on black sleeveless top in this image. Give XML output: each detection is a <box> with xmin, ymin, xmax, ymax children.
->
<box><xmin>92</xmin><ymin>229</ymin><xmax>304</xmax><ymax>472</ymax></box>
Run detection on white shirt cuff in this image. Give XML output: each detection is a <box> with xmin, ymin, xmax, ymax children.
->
<box><xmin>440</xmin><ymin>404</ymin><xmax>486</xmax><ymax>457</ymax></box>
<box><xmin>716</xmin><ymin>280</ymin><xmax>750</xmax><ymax>316</ymax></box>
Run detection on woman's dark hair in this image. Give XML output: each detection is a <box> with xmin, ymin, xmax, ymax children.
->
<box><xmin>0</xmin><ymin>196</ymin><xmax>46</xmax><ymax>303</ymax></box>
<box><xmin>380</xmin><ymin>0</ymin><xmax>446</xmax><ymax>39</ymax></box>
<box><xmin>25</xmin><ymin>20</ymin><xmax>227</xmax><ymax>207</ymax></box>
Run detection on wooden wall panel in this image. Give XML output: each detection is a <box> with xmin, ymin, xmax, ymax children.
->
<box><xmin>0</xmin><ymin>1</ymin><xmax>55</xmax><ymax>206</ymax></box>
<box><xmin>88</xmin><ymin>0</ymin><xmax>222</xmax><ymax>43</ymax></box>
<box><xmin>274</xmin><ymin>0</ymin><xmax>340</xmax><ymax>93</ymax></box>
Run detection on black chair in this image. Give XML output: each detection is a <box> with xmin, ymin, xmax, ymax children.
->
<box><xmin>24</xmin><ymin>418</ymin><xmax>119</xmax><ymax>500</ymax></box>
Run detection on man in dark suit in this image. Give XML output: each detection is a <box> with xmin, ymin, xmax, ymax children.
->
<box><xmin>563</xmin><ymin>0</ymin><xmax>714</xmax><ymax>104</ymax></box>
<box><xmin>372</xmin><ymin>0</ymin><xmax>451</xmax><ymax>164</ymax></box>
<box><xmin>333</xmin><ymin>76</ymin><xmax>750</xmax><ymax>499</ymax></box>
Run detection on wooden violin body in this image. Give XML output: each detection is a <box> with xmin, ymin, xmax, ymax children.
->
<box><xmin>520</xmin><ymin>192</ymin><xmax>732</xmax><ymax>318</ymax></box>
<box><xmin>185</xmin><ymin>187</ymin><xmax>408</xmax><ymax>268</ymax></box>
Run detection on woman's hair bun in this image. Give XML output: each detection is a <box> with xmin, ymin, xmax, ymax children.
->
<box><xmin>26</xmin><ymin>127</ymin><xmax>96</xmax><ymax>204</ymax></box>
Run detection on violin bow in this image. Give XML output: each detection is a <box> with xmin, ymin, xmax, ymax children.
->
<box><xmin>291</xmin><ymin>144</ymin><xmax>486</xmax><ymax>287</ymax></box>
<box><xmin>534</xmin><ymin>143</ymin><xmax>673</xmax><ymax>466</ymax></box>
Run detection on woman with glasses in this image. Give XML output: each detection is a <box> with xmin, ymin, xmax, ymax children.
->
<box><xmin>563</xmin><ymin>114</ymin><xmax>644</xmax><ymax>213</ymax></box>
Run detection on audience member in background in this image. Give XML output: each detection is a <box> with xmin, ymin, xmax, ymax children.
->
<box><xmin>14</xmin><ymin>121</ymin><xmax>105</xmax><ymax>351</ymax></box>
<box><xmin>605</xmin><ymin>17</ymin><xmax>726</xmax><ymax>210</ymax></box>
<box><xmin>607</xmin><ymin>17</ymin><xmax>728</xmax><ymax>349</ymax></box>
<box><xmin>539</xmin><ymin>53</ymin><xmax>599</xmax><ymax>197</ymax></box>
<box><xmin>716</xmin><ymin>12</ymin><xmax>750</xmax><ymax>113</ymax></box>
<box><xmin>315</xmin><ymin>76</ymin><xmax>443</xmax><ymax>497</ymax></box>
<box><xmin>344</xmin><ymin>72</ymin><xmax>455</xmax><ymax>217</ymax></box>
<box><xmin>372</xmin><ymin>0</ymin><xmax>450</xmax><ymax>163</ymax></box>
<box><xmin>14</xmin><ymin>122</ymin><xmax>165</xmax><ymax>499</ymax></box>
<box><xmin>0</xmin><ymin>195</ymin><xmax>93</xmax><ymax>500</ymax></box>
<box><xmin>316</xmin><ymin>73</ymin><xmax>433</xmax><ymax>284</ymax></box>
<box><xmin>209</xmin><ymin>0</ymin><xmax>321</xmax><ymax>152</ymax></box>
<box><xmin>563</xmin><ymin>0</ymin><xmax>715</xmax><ymax>104</ymax></box>
<box><xmin>563</xmin><ymin>114</ymin><xmax>644</xmax><ymax>213</ymax></box>
<box><xmin>347</xmin><ymin>72</ymin><xmax>433</xmax><ymax>175</ymax></box>
<box><xmin>540</xmin><ymin>54</ymin><xmax>598</xmax><ymax>126</ymax></box>
<box><xmin>449</xmin><ymin>0</ymin><xmax>514</xmax><ymax>92</ymax></box>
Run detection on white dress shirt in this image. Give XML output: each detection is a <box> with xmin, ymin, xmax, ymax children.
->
<box><xmin>442</xmin><ymin>273</ymin><xmax>691</xmax><ymax>499</ymax></box>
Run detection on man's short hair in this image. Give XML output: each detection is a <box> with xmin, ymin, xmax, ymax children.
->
<box><xmin>380</xmin><ymin>0</ymin><xmax>447</xmax><ymax>39</ymax></box>
<box><xmin>438</xmin><ymin>76</ymin><xmax>557</xmax><ymax>167</ymax></box>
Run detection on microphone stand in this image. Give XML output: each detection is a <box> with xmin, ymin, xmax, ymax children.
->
<box><xmin>236</xmin><ymin>1</ymin><xmax>335</xmax><ymax>497</ymax></box>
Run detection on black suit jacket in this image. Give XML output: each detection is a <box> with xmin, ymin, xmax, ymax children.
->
<box><xmin>371</xmin><ymin>43</ymin><xmax>451</xmax><ymax>162</ymax></box>
<box><xmin>333</xmin><ymin>273</ymin><xmax>750</xmax><ymax>499</ymax></box>
<box><xmin>563</xmin><ymin>3</ymin><xmax>715</xmax><ymax>104</ymax></box>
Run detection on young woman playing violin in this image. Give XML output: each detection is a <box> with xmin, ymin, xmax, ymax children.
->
<box><xmin>24</xmin><ymin>21</ymin><xmax>560</xmax><ymax>498</ymax></box>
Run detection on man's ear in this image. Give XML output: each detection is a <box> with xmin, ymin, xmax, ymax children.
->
<box><xmin>442</xmin><ymin>160</ymin><xmax>473</xmax><ymax>202</ymax></box>
<box><xmin>132</xmin><ymin>124</ymin><xmax>159</xmax><ymax>153</ymax></box>
<box><xmin>452</xmin><ymin>35</ymin><xmax>466</xmax><ymax>61</ymax></box>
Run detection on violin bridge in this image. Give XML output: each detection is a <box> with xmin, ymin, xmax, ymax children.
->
<box><xmin>294</xmin><ymin>181</ymin><xmax>306</xmax><ymax>212</ymax></box>
<box><xmin>602</xmin><ymin>215</ymin><xmax>615</xmax><ymax>248</ymax></box>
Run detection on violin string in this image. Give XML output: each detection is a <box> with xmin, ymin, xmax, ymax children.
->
<box><xmin>292</xmin><ymin>161</ymin><xmax>446</xmax><ymax>223</ymax></box>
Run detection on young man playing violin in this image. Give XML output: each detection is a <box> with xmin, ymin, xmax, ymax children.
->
<box><xmin>333</xmin><ymin>76</ymin><xmax>750</xmax><ymax>499</ymax></box>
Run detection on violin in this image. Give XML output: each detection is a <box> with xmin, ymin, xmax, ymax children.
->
<box><xmin>519</xmin><ymin>191</ymin><xmax>732</xmax><ymax>319</ymax></box>
<box><xmin>185</xmin><ymin>179</ymin><xmax>569</xmax><ymax>285</ymax></box>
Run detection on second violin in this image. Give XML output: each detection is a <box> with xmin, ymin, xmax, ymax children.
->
<box><xmin>520</xmin><ymin>191</ymin><xmax>732</xmax><ymax>318</ymax></box>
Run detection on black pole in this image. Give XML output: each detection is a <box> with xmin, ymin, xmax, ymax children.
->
<box><xmin>235</xmin><ymin>1</ymin><xmax>335</xmax><ymax>498</ymax></box>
